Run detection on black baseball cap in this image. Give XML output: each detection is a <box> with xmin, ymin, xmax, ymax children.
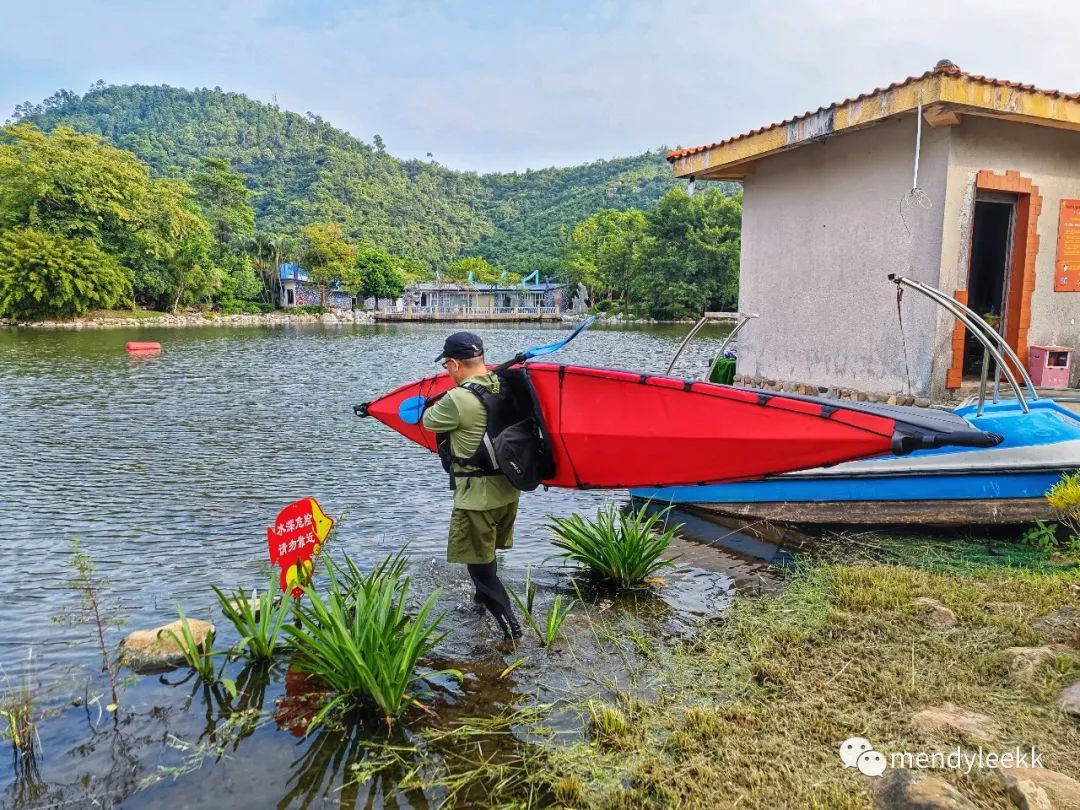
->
<box><xmin>435</xmin><ymin>331</ymin><xmax>484</xmax><ymax>362</ymax></box>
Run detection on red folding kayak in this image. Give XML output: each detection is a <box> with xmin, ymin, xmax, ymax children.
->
<box><xmin>358</xmin><ymin>363</ymin><xmax>1000</xmax><ymax>489</ymax></box>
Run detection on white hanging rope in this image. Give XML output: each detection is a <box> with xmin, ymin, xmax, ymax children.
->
<box><xmin>900</xmin><ymin>92</ymin><xmax>932</xmax><ymax>235</ymax></box>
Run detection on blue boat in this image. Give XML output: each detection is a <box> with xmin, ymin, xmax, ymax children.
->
<box><xmin>632</xmin><ymin>276</ymin><xmax>1080</xmax><ymax>527</ymax></box>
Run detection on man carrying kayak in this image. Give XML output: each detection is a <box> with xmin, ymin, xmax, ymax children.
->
<box><xmin>422</xmin><ymin>331</ymin><xmax>523</xmax><ymax>641</ymax></box>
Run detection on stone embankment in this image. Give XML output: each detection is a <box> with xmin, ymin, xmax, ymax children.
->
<box><xmin>1</xmin><ymin>310</ymin><xmax>375</xmax><ymax>330</ymax></box>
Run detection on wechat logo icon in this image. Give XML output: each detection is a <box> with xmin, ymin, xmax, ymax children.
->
<box><xmin>840</xmin><ymin>737</ymin><xmax>887</xmax><ymax>777</ymax></box>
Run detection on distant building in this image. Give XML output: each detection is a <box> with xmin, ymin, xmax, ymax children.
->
<box><xmin>376</xmin><ymin>279</ymin><xmax>566</xmax><ymax>322</ymax></box>
<box><xmin>278</xmin><ymin>263</ymin><xmax>353</xmax><ymax>310</ymax></box>
<box><xmin>668</xmin><ymin>61</ymin><xmax>1080</xmax><ymax>397</ymax></box>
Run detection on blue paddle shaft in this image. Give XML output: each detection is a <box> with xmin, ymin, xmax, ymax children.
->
<box><xmin>395</xmin><ymin>317</ymin><xmax>596</xmax><ymax>426</ymax></box>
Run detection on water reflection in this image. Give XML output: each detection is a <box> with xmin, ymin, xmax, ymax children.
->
<box><xmin>0</xmin><ymin>321</ymin><xmax>754</xmax><ymax>807</ymax></box>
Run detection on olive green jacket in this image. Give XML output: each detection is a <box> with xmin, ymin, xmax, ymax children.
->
<box><xmin>421</xmin><ymin>373</ymin><xmax>520</xmax><ymax>511</ymax></box>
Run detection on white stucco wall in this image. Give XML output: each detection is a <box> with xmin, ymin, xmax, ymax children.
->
<box><xmin>737</xmin><ymin>114</ymin><xmax>949</xmax><ymax>397</ymax></box>
<box><xmin>938</xmin><ymin>117</ymin><xmax>1080</xmax><ymax>390</ymax></box>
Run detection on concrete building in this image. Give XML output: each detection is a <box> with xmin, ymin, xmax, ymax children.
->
<box><xmin>668</xmin><ymin>61</ymin><xmax>1080</xmax><ymax>398</ymax></box>
<box><xmin>376</xmin><ymin>280</ymin><xmax>566</xmax><ymax>322</ymax></box>
<box><xmin>278</xmin><ymin>263</ymin><xmax>353</xmax><ymax>310</ymax></box>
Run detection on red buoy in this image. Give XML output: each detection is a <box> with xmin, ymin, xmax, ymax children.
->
<box><xmin>125</xmin><ymin>341</ymin><xmax>161</xmax><ymax>353</ymax></box>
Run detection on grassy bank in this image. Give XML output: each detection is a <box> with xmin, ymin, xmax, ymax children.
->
<box><xmin>382</xmin><ymin>541</ymin><xmax>1080</xmax><ymax>808</ymax></box>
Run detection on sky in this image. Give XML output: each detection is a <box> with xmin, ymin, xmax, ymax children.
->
<box><xmin>2</xmin><ymin>0</ymin><xmax>1079</xmax><ymax>173</ymax></box>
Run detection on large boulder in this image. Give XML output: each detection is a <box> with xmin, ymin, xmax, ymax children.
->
<box><xmin>120</xmin><ymin>619</ymin><xmax>215</xmax><ymax>673</ymax></box>
<box><xmin>1032</xmin><ymin>607</ymin><xmax>1080</xmax><ymax>645</ymax></box>
<box><xmin>1000</xmin><ymin>646</ymin><xmax>1074</xmax><ymax>684</ymax></box>
<box><xmin>909</xmin><ymin>703</ymin><xmax>1001</xmax><ymax>744</ymax></box>
<box><xmin>874</xmin><ymin>769</ymin><xmax>977</xmax><ymax>809</ymax></box>
<box><xmin>997</xmin><ymin>765</ymin><xmax>1080</xmax><ymax>810</ymax></box>
<box><xmin>1059</xmin><ymin>681</ymin><xmax>1080</xmax><ymax>720</ymax></box>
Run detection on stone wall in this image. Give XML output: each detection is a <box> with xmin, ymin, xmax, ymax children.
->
<box><xmin>734</xmin><ymin>373</ymin><xmax>935</xmax><ymax>407</ymax></box>
<box><xmin>1</xmin><ymin>310</ymin><xmax>375</xmax><ymax>330</ymax></box>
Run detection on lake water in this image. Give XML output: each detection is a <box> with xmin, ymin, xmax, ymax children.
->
<box><xmin>0</xmin><ymin>321</ymin><xmax>760</xmax><ymax>808</ymax></box>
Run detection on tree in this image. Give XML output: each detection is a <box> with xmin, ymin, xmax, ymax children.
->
<box><xmin>559</xmin><ymin>188</ymin><xmax>741</xmax><ymax>319</ymax></box>
<box><xmin>190</xmin><ymin>157</ymin><xmax>258</xmax><ymax>304</ymax></box>
<box><xmin>447</xmin><ymin>256</ymin><xmax>503</xmax><ymax>284</ymax></box>
<box><xmin>632</xmin><ymin>188</ymin><xmax>741</xmax><ymax>319</ymax></box>
<box><xmin>0</xmin><ymin>228</ymin><xmax>131</xmax><ymax>320</ymax></box>
<box><xmin>147</xmin><ymin>180</ymin><xmax>220</xmax><ymax>312</ymax></box>
<box><xmin>0</xmin><ymin>122</ymin><xmax>221</xmax><ymax>313</ymax></box>
<box><xmin>245</xmin><ymin>232</ymin><xmax>280</xmax><ymax>304</ymax></box>
<box><xmin>190</xmin><ymin>157</ymin><xmax>255</xmax><ymax>247</ymax></box>
<box><xmin>301</xmin><ymin>222</ymin><xmax>357</xmax><ymax>308</ymax></box>
<box><xmin>355</xmin><ymin>243</ymin><xmax>406</xmax><ymax>308</ymax></box>
<box><xmin>563</xmin><ymin>208</ymin><xmax>648</xmax><ymax>303</ymax></box>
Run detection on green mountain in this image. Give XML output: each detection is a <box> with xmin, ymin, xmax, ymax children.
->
<box><xmin>15</xmin><ymin>84</ymin><xmax>681</xmax><ymax>274</ymax></box>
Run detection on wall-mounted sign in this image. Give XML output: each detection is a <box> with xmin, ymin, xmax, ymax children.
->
<box><xmin>1055</xmin><ymin>199</ymin><xmax>1080</xmax><ymax>292</ymax></box>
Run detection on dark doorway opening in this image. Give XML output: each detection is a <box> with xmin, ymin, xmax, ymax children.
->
<box><xmin>964</xmin><ymin>195</ymin><xmax>1016</xmax><ymax>376</ymax></box>
<box><xmin>286</xmin><ymin>287</ymin><xmax>295</xmax><ymax>306</ymax></box>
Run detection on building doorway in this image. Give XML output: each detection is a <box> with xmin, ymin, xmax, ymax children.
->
<box><xmin>963</xmin><ymin>193</ymin><xmax>1016</xmax><ymax>376</ymax></box>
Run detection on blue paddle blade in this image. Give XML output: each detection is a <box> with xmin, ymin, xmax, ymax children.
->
<box><xmin>522</xmin><ymin>316</ymin><xmax>596</xmax><ymax>360</ymax></box>
<box><xmin>398</xmin><ymin>395</ymin><xmax>427</xmax><ymax>425</ymax></box>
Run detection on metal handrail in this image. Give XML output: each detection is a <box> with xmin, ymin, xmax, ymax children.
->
<box><xmin>665</xmin><ymin>312</ymin><xmax>757</xmax><ymax>376</ymax></box>
<box><xmin>888</xmin><ymin>275</ymin><xmax>1038</xmax><ymax>401</ymax></box>
<box><xmin>888</xmin><ymin>274</ymin><xmax>1030</xmax><ymax>414</ymax></box>
<box><xmin>706</xmin><ymin>313</ymin><xmax>758</xmax><ymax>381</ymax></box>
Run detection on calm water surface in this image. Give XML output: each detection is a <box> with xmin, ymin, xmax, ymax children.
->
<box><xmin>0</xmin><ymin>321</ymin><xmax>754</xmax><ymax>808</ymax></box>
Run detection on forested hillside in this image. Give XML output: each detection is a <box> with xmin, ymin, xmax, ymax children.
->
<box><xmin>15</xmin><ymin>84</ymin><xmax>679</xmax><ymax>273</ymax></box>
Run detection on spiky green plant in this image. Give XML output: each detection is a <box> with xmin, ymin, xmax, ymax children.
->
<box><xmin>507</xmin><ymin>567</ymin><xmax>574</xmax><ymax>647</ymax></box>
<box><xmin>0</xmin><ymin>650</ymin><xmax>39</xmax><ymax>763</ymax></box>
<box><xmin>284</xmin><ymin>561</ymin><xmax>453</xmax><ymax>727</ymax></box>
<box><xmin>333</xmin><ymin>548</ymin><xmax>409</xmax><ymax>607</ymax></box>
<box><xmin>212</xmin><ymin>573</ymin><xmax>290</xmax><ymax>660</ymax></box>
<box><xmin>547</xmin><ymin>503</ymin><xmax>678</xmax><ymax>589</ymax></box>
<box><xmin>162</xmin><ymin>607</ymin><xmax>219</xmax><ymax>682</ymax></box>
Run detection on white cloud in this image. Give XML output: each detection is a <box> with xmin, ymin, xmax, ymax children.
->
<box><xmin>1</xmin><ymin>0</ymin><xmax>1077</xmax><ymax>171</ymax></box>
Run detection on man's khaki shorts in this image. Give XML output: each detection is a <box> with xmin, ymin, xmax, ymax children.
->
<box><xmin>447</xmin><ymin>501</ymin><xmax>518</xmax><ymax>564</ymax></box>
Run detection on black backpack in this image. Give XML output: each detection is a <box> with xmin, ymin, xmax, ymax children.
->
<box><xmin>435</xmin><ymin>368</ymin><xmax>555</xmax><ymax>491</ymax></box>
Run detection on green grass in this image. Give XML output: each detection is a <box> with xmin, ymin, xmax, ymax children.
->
<box><xmin>212</xmin><ymin>572</ymin><xmax>291</xmax><ymax>660</ymax></box>
<box><xmin>529</xmin><ymin>560</ymin><xmax>1080</xmax><ymax>809</ymax></box>
<box><xmin>547</xmin><ymin>503</ymin><xmax>677</xmax><ymax>589</ymax></box>
<box><xmin>284</xmin><ymin>558</ymin><xmax>455</xmax><ymax>727</ymax></box>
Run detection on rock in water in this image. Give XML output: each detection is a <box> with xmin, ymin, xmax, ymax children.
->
<box><xmin>120</xmin><ymin>619</ymin><xmax>215</xmax><ymax>673</ymax></box>
<box><xmin>997</xmin><ymin>765</ymin><xmax>1080</xmax><ymax>810</ymax></box>
<box><xmin>909</xmin><ymin>703</ymin><xmax>1002</xmax><ymax>744</ymax></box>
<box><xmin>874</xmin><ymin>769</ymin><xmax>977</xmax><ymax>809</ymax></box>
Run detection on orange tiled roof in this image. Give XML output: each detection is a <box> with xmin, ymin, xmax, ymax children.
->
<box><xmin>666</xmin><ymin>61</ymin><xmax>1080</xmax><ymax>162</ymax></box>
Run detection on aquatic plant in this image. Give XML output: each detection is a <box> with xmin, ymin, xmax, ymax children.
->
<box><xmin>508</xmin><ymin>567</ymin><xmax>574</xmax><ymax>647</ymax></box>
<box><xmin>285</xmin><ymin>561</ymin><xmax>452</xmax><ymax>727</ymax></box>
<box><xmin>53</xmin><ymin>538</ymin><xmax>127</xmax><ymax>709</ymax></box>
<box><xmin>547</xmin><ymin>503</ymin><xmax>677</xmax><ymax>589</ymax></box>
<box><xmin>333</xmin><ymin>548</ymin><xmax>410</xmax><ymax>606</ymax></box>
<box><xmin>162</xmin><ymin>608</ymin><xmax>221</xmax><ymax>684</ymax></box>
<box><xmin>212</xmin><ymin>573</ymin><xmax>291</xmax><ymax>660</ymax></box>
<box><xmin>0</xmin><ymin>650</ymin><xmax>40</xmax><ymax>766</ymax></box>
